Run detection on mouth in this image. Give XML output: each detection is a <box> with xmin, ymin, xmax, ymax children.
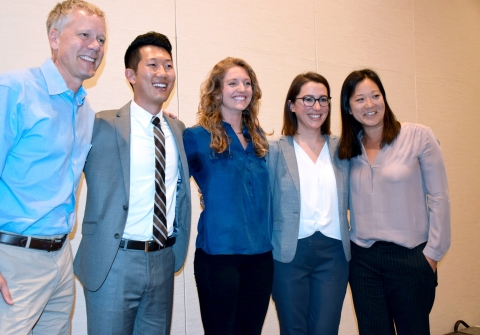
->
<box><xmin>233</xmin><ymin>96</ymin><xmax>246</xmax><ymax>101</ymax></box>
<box><xmin>79</xmin><ymin>55</ymin><xmax>96</xmax><ymax>63</ymax></box>
<box><xmin>364</xmin><ymin>111</ymin><xmax>376</xmax><ymax>116</ymax></box>
<box><xmin>153</xmin><ymin>83</ymin><xmax>168</xmax><ymax>89</ymax></box>
<box><xmin>308</xmin><ymin>113</ymin><xmax>324</xmax><ymax>119</ymax></box>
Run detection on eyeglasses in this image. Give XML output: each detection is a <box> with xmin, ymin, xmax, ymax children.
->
<box><xmin>296</xmin><ymin>96</ymin><xmax>331</xmax><ymax>107</ymax></box>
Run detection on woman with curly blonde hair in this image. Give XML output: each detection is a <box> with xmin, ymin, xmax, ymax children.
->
<box><xmin>184</xmin><ymin>57</ymin><xmax>273</xmax><ymax>335</ymax></box>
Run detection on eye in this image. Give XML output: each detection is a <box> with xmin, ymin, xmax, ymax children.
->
<box><xmin>79</xmin><ymin>33</ymin><xmax>89</xmax><ymax>38</ymax></box>
<box><xmin>97</xmin><ymin>37</ymin><xmax>105</xmax><ymax>45</ymax></box>
<box><xmin>320</xmin><ymin>97</ymin><xmax>328</xmax><ymax>103</ymax></box>
<box><xmin>165</xmin><ymin>63</ymin><xmax>173</xmax><ymax>69</ymax></box>
<box><xmin>355</xmin><ymin>98</ymin><xmax>364</xmax><ymax>102</ymax></box>
<box><xmin>244</xmin><ymin>81</ymin><xmax>252</xmax><ymax>86</ymax></box>
<box><xmin>372</xmin><ymin>94</ymin><xmax>381</xmax><ymax>99</ymax></box>
<box><xmin>303</xmin><ymin>96</ymin><xmax>315</xmax><ymax>103</ymax></box>
<box><xmin>228</xmin><ymin>82</ymin><xmax>237</xmax><ymax>86</ymax></box>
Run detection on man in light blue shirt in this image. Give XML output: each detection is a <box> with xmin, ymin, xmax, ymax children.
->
<box><xmin>0</xmin><ymin>1</ymin><xmax>106</xmax><ymax>334</ymax></box>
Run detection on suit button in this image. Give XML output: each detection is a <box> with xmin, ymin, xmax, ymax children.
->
<box><xmin>114</xmin><ymin>233</ymin><xmax>120</xmax><ymax>239</ymax></box>
<box><xmin>123</xmin><ymin>205</ymin><xmax>128</xmax><ymax>210</ymax></box>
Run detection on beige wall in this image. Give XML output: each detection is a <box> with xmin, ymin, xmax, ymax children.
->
<box><xmin>1</xmin><ymin>0</ymin><xmax>479</xmax><ymax>334</ymax></box>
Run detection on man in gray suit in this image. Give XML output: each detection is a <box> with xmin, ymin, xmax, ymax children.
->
<box><xmin>74</xmin><ymin>32</ymin><xmax>191</xmax><ymax>335</ymax></box>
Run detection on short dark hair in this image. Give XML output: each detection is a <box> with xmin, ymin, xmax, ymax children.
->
<box><xmin>282</xmin><ymin>72</ymin><xmax>331</xmax><ymax>136</ymax></box>
<box><xmin>338</xmin><ymin>69</ymin><xmax>400</xmax><ymax>160</ymax></box>
<box><xmin>124</xmin><ymin>31</ymin><xmax>172</xmax><ymax>72</ymax></box>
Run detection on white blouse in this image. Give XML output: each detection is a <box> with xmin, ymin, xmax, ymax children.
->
<box><xmin>294</xmin><ymin>141</ymin><xmax>341</xmax><ymax>240</ymax></box>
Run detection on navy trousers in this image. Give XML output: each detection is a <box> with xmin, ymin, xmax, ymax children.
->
<box><xmin>272</xmin><ymin>231</ymin><xmax>349</xmax><ymax>335</ymax></box>
<box><xmin>349</xmin><ymin>241</ymin><xmax>437</xmax><ymax>335</ymax></box>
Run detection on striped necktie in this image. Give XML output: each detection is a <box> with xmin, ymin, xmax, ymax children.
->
<box><xmin>151</xmin><ymin>116</ymin><xmax>168</xmax><ymax>246</ymax></box>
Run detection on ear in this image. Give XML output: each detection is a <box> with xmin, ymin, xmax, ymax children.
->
<box><xmin>49</xmin><ymin>29</ymin><xmax>60</xmax><ymax>51</ymax></box>
<box><xmin>349</xmin><ymin>109</ymin><xmax>353</xmax><ymax>115</ymax></box>
<box><xmin>288</xmin><ymin>100</ymin><xmax>295</xmax><ymax>113</ymax></box>
<box><xmin>125</xmin><ymin>68</ymin><xmax>136</xmax><ymax>85</ymax></box>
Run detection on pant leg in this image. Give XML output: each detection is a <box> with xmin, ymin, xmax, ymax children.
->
<box><xmin>382</xmin><ymin>242</ymin><xmax>437</xmax><ymax>335</ymax></box>
<box><xmin>84</xmin><ymin>247</ymin><xmax>147</xmax><ymax>335</ymax></box>
<box><xmin>0</xmin><ymin>239</ymin><xmax>73</xmax><ymax>335</ymax></box>
<box><xmin>272</xmin><ymin>254</ymin><xmax>311</xmax><ymax>335</ymax></box>
<box><xmin>308</xmin><ymin>232</ymin><xmax>349</xmax><ymax>335</ymax></box>
<box><xmin>349</xmin><ymin>242</ymin><xmax>396</xmax><ymax>335</ymax></box>
<box><xmin>33</xmin><ymin>240</ymin><xmax>74</xmax><ymax>335</ymax></box>
<box><xmin>134</xmin><ymin>247</ymin><xmax>175</xmax><ymax>335</ymax></box>
<box><xmin>194</xmin><ymin>248</ymin><xmax>241</xmax><ymax>335</ymax></box>
<box><xmin>234</xmin><ymin>251</ymin><xmax>273</xmax><ymax>335</ymax></box>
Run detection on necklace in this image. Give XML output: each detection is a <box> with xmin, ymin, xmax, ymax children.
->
<box><xmin>295</xmin><ymin>135</ymin><xmax>322</xmax><ymax>151</ymax></box>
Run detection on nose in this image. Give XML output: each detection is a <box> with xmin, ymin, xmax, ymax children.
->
<box><xmin>88</xmin><ymin>38</ymin><xmax>101</xmax><ymax>52</ymax></box>
<box><xmin>364</xmin><ymin>97</ymin><xmax>373</xmax><ymax>107</ymax></box>
<box><xmin>155</xmin><ymin>65</ymin><xmax>167</xmax><ymax>78</ymax></box>
<box><xmin>237</xmin><ymin>83</ymin><xmax>246</xmax><ymax>92</ymax></box>
<box><xmin>312</xmin><ymin>99</ymin><xmax>322</xmax><ymax>110</ymax></box>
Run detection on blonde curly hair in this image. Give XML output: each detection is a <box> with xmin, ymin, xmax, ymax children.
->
<box><xmin>198</xmin><ymin>57</ymin><xmax>269</xmax><ymax>157</ymax></box>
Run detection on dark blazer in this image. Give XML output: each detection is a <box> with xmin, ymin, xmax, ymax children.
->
<box><xmin>267</xmin><ymin>135</ymin><xmax>351</xmax><ymax>263</ymax></box>
<box><xmin>74</xmin><ymin>102</ymin><xmax>191</xmax><ymax>292</ymax></box>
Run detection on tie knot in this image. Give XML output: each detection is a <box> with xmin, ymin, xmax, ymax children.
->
<box><xmin>152</xmin><ymin>116</ymin><xmax>161</xmax><ymax>127</ymax></box>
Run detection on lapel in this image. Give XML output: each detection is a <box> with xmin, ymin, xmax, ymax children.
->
<box><xmin>164</xmin><ymin>116</ymin><xmax>188</xmax><ymax>181</ymax></box>
<box><xmin>327</xmin><ymin>135</ymin><xmax>347</xmax><ymax>209</ymax></box>
<box><xmin>279</xmin><ymin>136</ymin><xmax>301</xmax><ymax>200</ymax></box>
<box><xmin>115</xmin><ymin>102</ymin><xmax>132</xmax><ymax>201</ymax></box>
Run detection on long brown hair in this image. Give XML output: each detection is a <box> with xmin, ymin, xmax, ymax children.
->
<box><xmin>197</xmin><ymin>57</ymin><xmax>269</xmax><ymax>157</ymax></box>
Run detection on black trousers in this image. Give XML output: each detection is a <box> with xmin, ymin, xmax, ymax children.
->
<box><xmin>194</xmin><ymin>248</ymin><xmax>274</xmax><ymax>335</ymax></box>
<box><xmin>349</xmin><ymin>241</ymin><xmax>437</xmax><ymax>335</ymax></box>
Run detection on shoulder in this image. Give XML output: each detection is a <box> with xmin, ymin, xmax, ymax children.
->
<box><xmin>165</xmin><ymin>115</ymin><xmax>186</xmax><ymax>131</ymax></box>
<box><xmin>184</xmin><ymin>125</ymin><xmax>209</xmax><ymax>137</ymax></box>
<box><xmin>0</xmin><ymin>67</ymin><xmax>43</xmax><ymax>93</ymax></box>
<box><xmin>400</xmin><ymin>122</ymin><xmax>434</xmax><ymax>135</ymax></box>
<box><xmin>95</xmin><ymin>109</ymin><xmax>120</xmax><ymax>121</ymax></box>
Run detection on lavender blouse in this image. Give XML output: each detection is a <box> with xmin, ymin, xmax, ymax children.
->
<box><xmin>349</xmin><ymin>123</ymin><xmax>450</xmax><ymax>261</ymax></box>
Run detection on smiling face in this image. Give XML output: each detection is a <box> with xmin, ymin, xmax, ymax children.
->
<box><xmin>220</xmin><ymin>66</ymin><xmax>253</xmax><ymax>118</ymax></box>
<box><xmin>290</xmin><ymin>81</ymin><xmax>329</xmax><ymax>134</ymax></box>
<box><xmin>49</xmin><ymin>9</ymin><xmax>106</xmax><ymax>92</ymax></box>
<box><xmin>349</xmin><ymin>78</ymin><xmax>386</xmax><ymax>131</ymax></box>
<box><xmin>126</xmin><ymin>46</ymin><xmax>176</xmax><ymax>115</ymax></box>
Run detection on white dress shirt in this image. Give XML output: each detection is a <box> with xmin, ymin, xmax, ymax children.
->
<box><xmin>294</xmin><ymin>141</ymin><xmax>341</xmax><ymax>240</ymax></box>
<box><xmin>122</xmin><ymin>100</ymin><xmax>179</xmax><ymax>241</ymax></box>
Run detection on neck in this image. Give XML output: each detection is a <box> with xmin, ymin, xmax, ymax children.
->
<box><xmin>362</xmin><ymin>126</ymin><xmax>383</xmax><ymax>147</ymax></box>
<box><xmin>133</xmin><ymin>97</ymin><xmax>163</xmax><ymax>116</ymax></box>
<box><xmin>295</xmin><ymin>126</ymin><xmax>323</xmax><ymax>141</ymax></box>
<box><xmin>221</xmin><ymin>110</ymin><xmax>243</xmax><ymax>133</ymax></box>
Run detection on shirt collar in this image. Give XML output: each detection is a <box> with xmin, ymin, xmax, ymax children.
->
<box><xmin>40</xmin><ymin>58</ymin><xmax>86</xmax><ymax>105</ymax></box>
<box><xmin>131</xmin><ymin>99</ymin><xmax>163</xmax><ymax>129</ymax></box>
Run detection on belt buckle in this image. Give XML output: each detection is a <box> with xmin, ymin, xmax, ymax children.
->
<box><xmin>47</xmin><ymin>239</ymin><xmax>55</xmax><ymax>252</ymax></box>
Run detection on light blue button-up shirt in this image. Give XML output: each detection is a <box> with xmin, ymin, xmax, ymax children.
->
<box><xmin>0</xmin><ymin>59</ymin><xmax>95</xmax><ymax>236</ymax></box>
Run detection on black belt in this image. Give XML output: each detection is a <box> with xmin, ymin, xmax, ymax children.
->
<box><xmin>119</xmin><ymin>237</ymin><xmax>176</xmax><ymax>252</ymax></box>
<box><xmin>0</xmin><ymin>232</ymin><xmax>67</xmax><ymax>252</ymax></box>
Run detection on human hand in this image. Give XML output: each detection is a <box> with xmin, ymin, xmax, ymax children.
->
<box><xmin>0</xmin><ymin>272</ymin><xmax>14</xmax><ymax>305</ymax></box>
<box><xmin>425</xmin><ymin>255</ymin><xmax>437</xmax><ymax>272</ymax></box>
<box><xmin>198</xmin><ymin>188</ymin><xmax>204</xmax><ymax>209</ymax></box>
<box><xmin>164</xmin><ymin>110</ymin><xmax>178</xmax><ymax>119</ymax></box>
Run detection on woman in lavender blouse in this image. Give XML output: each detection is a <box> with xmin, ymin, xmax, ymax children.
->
<box><xmin>338</xmin><ymin>69</ymin><xmax>450</xmax><ymax>335</ymax></box>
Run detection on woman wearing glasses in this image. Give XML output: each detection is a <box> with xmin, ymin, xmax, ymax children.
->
<box><xmin>268</xmin><ymin>72</ymin><xmax>350</xmax><ymax>335</ymax></box>
<box><xmin>184</xmin><ymin>57</ymin><xmax>273</xmax><ymax>335</ymax></box>
<box><xmin>339</xmin><ymin>69</ymin><xmax>450</xmax><ymax>334</ymax></box>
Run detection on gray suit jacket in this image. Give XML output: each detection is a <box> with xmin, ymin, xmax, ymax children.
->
<box><xmin>74</xmin><ymin>102</ymin><xmax>192</xmax><ymax>292</ymax></box>
<box><xmin>267</xmin><ymin>135</ymin><xmax>351</xmax><ymax>263</ymax></box>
